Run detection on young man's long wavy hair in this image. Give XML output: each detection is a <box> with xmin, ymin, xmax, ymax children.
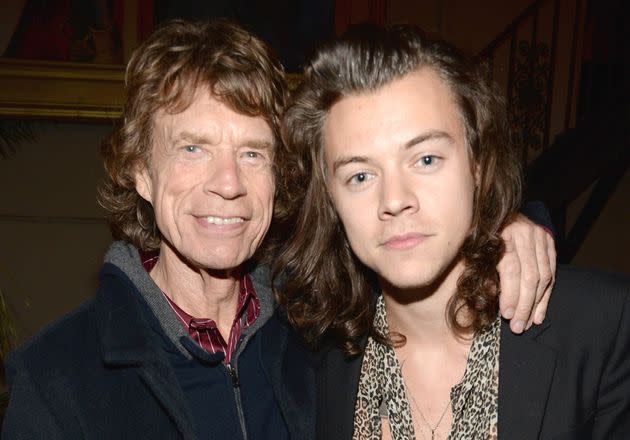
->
<box><xmin>272</xmin><ymin>24</ymin><xmax>523</xmax><ymax>355</ymax></box>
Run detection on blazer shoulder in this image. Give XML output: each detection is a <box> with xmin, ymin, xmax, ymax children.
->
<box><xmin>556</xmin><ymin>264</ymin><xmax>629</xmax><ymax>288</ymax></box>
<box><xmin>552</xmin><ymin>265</ymin><xmax>629</xmax><ymax>303</ymax></box>
<box><xmin>544</xmin><ymin>265</ymin><xmax>629</xmax><ymax>336</ymax></box>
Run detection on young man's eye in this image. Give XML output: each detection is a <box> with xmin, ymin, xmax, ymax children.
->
<box><xmin>417</xmin><ymin>155</ymin><xmax>440</xmax><ymax>167</ymax></box>
<box><xmin>348</xmin><ymin>172</ymin><xmax>373</xmax><ymax>185</ymax></box>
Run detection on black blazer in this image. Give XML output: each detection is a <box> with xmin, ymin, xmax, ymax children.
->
<box><xmin>316</xmin><ymin>266</ymin><xmax>630</xmax><ymax>439</ymax></box>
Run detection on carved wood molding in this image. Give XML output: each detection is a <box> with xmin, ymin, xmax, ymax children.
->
<box><xmin>0</xmin><ymin>58</ymin><xmax>125</xmax><ymax>120</ymax></box>
<box><xmin>0</xmin><ymin>58</ymin><xmax>303</xmax><ymax>121</ymax></box>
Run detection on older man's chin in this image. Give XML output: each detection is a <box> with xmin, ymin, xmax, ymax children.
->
<box><xmin>186</xmin><ymin>251</ymin><xmax>253</xmax><ymax>274</ymax></box>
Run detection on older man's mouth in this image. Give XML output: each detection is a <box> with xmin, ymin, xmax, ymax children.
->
<box><xmin>203</xmin><ymin>216</ymin><xmax>245</xmax><ymax>226</ymax></box>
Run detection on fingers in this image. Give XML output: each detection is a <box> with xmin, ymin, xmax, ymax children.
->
<box><xmin>532</xmin><ymin>229</ymin><xmax>557</xmax><ymax>324</ymax></box>
<box><xmin>512</xmin><ymin>225</ymin><xmax>539</xmax><ymax>333</ymax></box>
<box><xmin>531</xmin><ymin>228</ymin><xmax>551</xmax><ymax>325</ymax></box>
<box><xmin>498</xmin><ymin>233</ymin><xmax>519</xmax><ymax>321</ymax></box>
<box><xmin>498</xmin><ymin>214</ymin><xmax>558</xmax><ymax>333</ymax></box>
<box><xmin>497</xmin><ymin>214</ymin><xmax>539</xmax><ymax>333</ymax></box>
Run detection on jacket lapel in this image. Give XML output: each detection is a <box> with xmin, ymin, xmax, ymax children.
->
<box><xmin>135</xmin><ymin>365</ymin><xmax>197</xmax><ymax>440</ymax></box>
<box><xmin>96</xmin><ymin>265</ymin><xmax>197</xmax><ymax>440</ymax></box>
<box><xmin>317</xmin><ymin>289</ymin><xmax>374</xmax><ymax>440</ymax></box>
<box><xmin>315</xmin><ymin>339</ymin><xmax>365</xmax><ymax>440</ymax></box>
<box><xmin>498</xmin><ymin>319</ymin><xmax>556</xmax><ymax>440</ymax></box>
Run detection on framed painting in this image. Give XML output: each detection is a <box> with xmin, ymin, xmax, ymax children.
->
<box><xmin>0</xmin><ymin>0</ymin><xmax>386</xmax><ymax>121</ymax></box>
<box><xmin>0</xmin><ymin>0</ymin><xmax>152</xmax><ymax>120</ymax></box>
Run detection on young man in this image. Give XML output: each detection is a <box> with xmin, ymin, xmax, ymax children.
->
<box><xmin>3</xmin><ymin>20</ymin><xmax>554</xmax><ymax>439</ymax></box>
<box><xmin>277</xmin><ymin>24</ymin><xmax>630</xmax><ymax>439</ymax></box>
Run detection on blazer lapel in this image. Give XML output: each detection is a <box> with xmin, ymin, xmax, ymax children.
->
<box><xmin>97</xmin><ymin>266</ymin><xmax>197</xmax><ymax>440</ymax></box>
<box><xmin>316</xmin><ymin>340</ymin><xmax>365</xmax><ymax>440</ymax></box>
<box><xmin>498</xmin><ymin>319</ymin><xmax>557</xmax><ymax>440</ymax></box>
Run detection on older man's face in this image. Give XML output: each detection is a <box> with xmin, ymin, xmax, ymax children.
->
<box><xmin>135</xmin><ymin>87</ymin><xmax>275</xmax><ymax>271</ymax></box>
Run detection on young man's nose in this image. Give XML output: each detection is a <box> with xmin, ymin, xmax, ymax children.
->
<box><xmin>377</xmin><ymin>173</ymin><xmax>419</xmax><ymax>219</ymax></box>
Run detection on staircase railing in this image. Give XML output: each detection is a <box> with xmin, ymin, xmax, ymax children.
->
<box><xmin>478</xmin><ymin>0</ymin><xmax>629</xmax><ymax>264</ymax></box>
<box><xmin>477</xmin><ymin>0</ymin><xmax>583</xmax><ymax>164</ymax></box>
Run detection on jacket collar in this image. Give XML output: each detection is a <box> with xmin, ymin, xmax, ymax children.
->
<box><xmin>96</xmin><ymin>262</ymin><xmax>197</xmax><ymax>440</ymax></box>
<box><xmin>97</xmin><ymin>242</ymin><xmax>316</xmax><ymax>439</ymax></box>
<box><xmin>498</xmin><ymin>317</ymin><xmax>556</xmax><ymax>439</ymax></box>
<box><xmin>97</xmin><ymin>257</ymin><xmax>316</xmax><ymax>440</ymax></box>
<box><xmin>96</xmin><ymin>263</ymin><xmax>163</xmax><ymax>365</ymax></box>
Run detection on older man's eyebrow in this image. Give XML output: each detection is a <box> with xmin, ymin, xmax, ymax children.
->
<box><xmin>240</xmin><ymin>139</ymin><xmax>274</xmax><ymax>150</ymax></box>
<box><xmin>173</xmin><ymin>131</ymin><xmax>216</xmax><ymax>145</ymax></box>
<box><xmin>404</xmin><ymin>130</ymin><xmax>455</xmax><ymax>149</ymax></box>
<box><xmin>173</xmin><ymin>132</ymin><xmax>273</xmax><ymax>150</ymax></box>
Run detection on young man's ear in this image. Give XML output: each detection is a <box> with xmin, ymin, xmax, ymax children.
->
<box><xmin>134</xmin><ymin>163</ymin><xmax>152</xmax><ymax>203</ymax></box>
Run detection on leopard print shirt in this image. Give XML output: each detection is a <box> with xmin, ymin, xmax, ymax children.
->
<box><xmin>353</xmin><ymin>296</ymin><xmax>500</xmax><ymax>440</ymax></box>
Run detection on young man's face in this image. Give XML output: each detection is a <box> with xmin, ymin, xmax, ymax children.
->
<box><xmin>323</xmin><ymin>68</ymin><xmax>476</xmax><ymax>290</ymax></box>
<box><xmin>135</xmin><ymin>87</ymin><xmax>275</xmax><ymax>271</ymax></box>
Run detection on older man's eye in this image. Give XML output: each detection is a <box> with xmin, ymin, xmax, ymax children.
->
<box><xmin>242</xmin><ymin>151</ymin><xmax>268</xmax><ymax>164</ymax></box>
<box><xmin>184</xmin><ymin>145</ymin><xmax>200</xmax><ymax>153</ymax></box>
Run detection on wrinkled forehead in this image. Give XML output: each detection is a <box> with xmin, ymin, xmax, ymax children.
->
<box><xmin>151</xmin><ymin>85</ymin><xmax>274</xmax><ymax>144</ymax></box>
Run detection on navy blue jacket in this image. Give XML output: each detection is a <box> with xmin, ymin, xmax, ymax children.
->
<box><xmin>2</xmin><ymin>261</ymin><xmax>315</xmax><ymax>439</ymax></box>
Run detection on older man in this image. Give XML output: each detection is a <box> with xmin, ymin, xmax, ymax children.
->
<box><xmin>2</xmin><ymin>20</ymin><xmax>312</xmax><ymax>440</ymax></box>
<box><xmin>2</xmin><ymin>20</ymin><xmax>553</xmax><ymax>440</ymax></box>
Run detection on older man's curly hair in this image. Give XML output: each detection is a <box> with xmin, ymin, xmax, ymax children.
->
<box><xmin>99</xmin><ymin>19</ymin><xmax>287</xmax><ymax>250</ymax></box>
<box><xmin>273</xmin><ymin>24</ymin><xmax>523</xmax><ymax>355</ymax></box>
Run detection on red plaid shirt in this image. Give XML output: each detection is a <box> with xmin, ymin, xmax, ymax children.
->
<box><xmin>141</xmin><ymin>250</ymin><xmax>260</xmax><ymax>364</ymax></box>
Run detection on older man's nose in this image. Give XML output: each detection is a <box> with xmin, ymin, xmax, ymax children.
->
<box><xmin>204</xmin><ymin>154</ymin><xmax>247</xmax><ymax>199</ymax></box>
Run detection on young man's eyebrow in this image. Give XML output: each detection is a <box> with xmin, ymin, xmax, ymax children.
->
<box><xmin>404</xmin><ymin>130</ymin><xmax>455</xmax><ymax>149</ymax></box>
<box><xmin>332</xmin><ymin>155</ymin><xmax>371</xmax><ymax>174</ymax></box>
<box><xmin>332</xmin><ymin>130</ymin><xmax>454</xmax><ymax>173</ymax></box>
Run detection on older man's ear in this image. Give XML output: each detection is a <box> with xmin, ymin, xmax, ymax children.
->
<box><xmin>134</xmin><ymin>165</ymin><xmax>152</xmax><ymax>203</ymax></box>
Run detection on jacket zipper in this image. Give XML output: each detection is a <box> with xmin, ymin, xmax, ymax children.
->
<box><xmin>226</xmin><ymin>361</ymin><xmax>248</xmax><ymax>440</ymax></box>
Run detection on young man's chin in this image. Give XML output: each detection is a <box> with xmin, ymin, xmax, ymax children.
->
<box><xmin>379</xmin><ymin>257</ymin><xmax>463</xmax><ymax>296</ymax></box>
